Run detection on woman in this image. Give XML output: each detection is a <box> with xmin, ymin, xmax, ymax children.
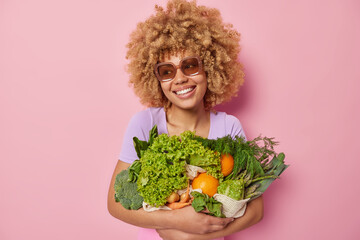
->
<box><xmin>107</xmin><ymin>1</ymin><xmax>263</xmax><ymax>239</ymax></box>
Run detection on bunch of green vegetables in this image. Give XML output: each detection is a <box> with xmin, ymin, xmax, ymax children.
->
<box><xmin>113</xmin><ymin>125</ymin><xmax>288</xmax><ymax>216</ymax></box>
<box><xmin>193</xmin><ymin>135</ymin><xmax>288</xmax><ymax>201</ymax></box>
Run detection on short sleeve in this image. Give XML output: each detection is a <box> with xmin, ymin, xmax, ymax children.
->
<box><xmin>209</xmin><ymin>111</ymin><xmax>247</xmax><ymax>141</ymax></box>
<box><xmin>119</xmin><ymin>110</ymin><xmax>153</xmax><ymax>163</ymax></box>
<box><xmin>224</xmin><ymin>114</ymin><xmax>247</xmax><ymax>141</ymax></box>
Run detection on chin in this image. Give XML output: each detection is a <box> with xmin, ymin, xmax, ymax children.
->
<box><xmin>172</xmin><ymin>101</ymin><xmax>204</xmax><ymax>111</ymax></box>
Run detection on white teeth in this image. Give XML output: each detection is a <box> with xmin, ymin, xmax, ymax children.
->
<box><xmin>175</xmin><ymin>87</ymin><xmax>194</xmax><ymax>95</ymax></box>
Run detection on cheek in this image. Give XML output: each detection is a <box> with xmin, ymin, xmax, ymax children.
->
<box><xmin>160</xmin><ymin>83</ymin><xmax>171</xmax><ymax>95</ymax></box>
<box><xmin>196</xmin><ymin>76</ymin><xmax>207</xmax><ymax>91</ymax></box>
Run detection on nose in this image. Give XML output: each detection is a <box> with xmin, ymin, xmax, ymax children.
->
<box><xmin>173</xmin><ymin>68</ymin><xmax>188</xmax><ymax>84</ymax></box>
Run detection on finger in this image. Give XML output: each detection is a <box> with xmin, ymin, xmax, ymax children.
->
<box><xmin>223</xmin><ymin>217</ymin><xmax>235</xmax><ymax>225</ymax></box>
<box><xmin>200</xmin><ymin>209</ymin><xmax>210</xmax><ymax>214</ymax></box>
<box><xmin>205</xmin><ymin>223</ymin><xmax>229</xmax><ymax>233</ymax></box>
<box><xmin>200</xmin><ymin>218</ymin><xmax>234</xmax><ymax>233</ymax></box>
<box><xmin>208</xmin><ymin>216</ymin><xmax>234</xmax><ymax>226</ymax></box>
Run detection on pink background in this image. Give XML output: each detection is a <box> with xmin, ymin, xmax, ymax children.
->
<box><xmin>1</xmin><ymin>0</ymin><xmax>359</xmax><ymax>239</ymax></box>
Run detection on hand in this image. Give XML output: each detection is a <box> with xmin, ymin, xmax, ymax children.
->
<box><xmin>168</xmin><ymin>206</ymin><xmax>233</xmax><ymax>234</ymax></box>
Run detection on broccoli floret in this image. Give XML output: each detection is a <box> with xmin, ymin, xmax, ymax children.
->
<box><xmin>119</xmin><ymin>198</ymin><xmax>132</xmax><ymax>209</ymax></box>
<box><xmin>114</xmin><ymin>169</ymin><xmax>143</xmax><ymax>210</ymax></box>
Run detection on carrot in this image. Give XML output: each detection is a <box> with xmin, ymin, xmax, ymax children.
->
<box><xmin>166</xmin><ymin>201</ymin><xmax>191</xmax><ymax>210</ymax></box>
<box><xmin>166</xmin><ymin>181</ymin><xmax>193</xmax><ymax>209</ymax></box>
<box><xmin>180</xmin><ymin>181</ymin><xmax>190</xmax><ymax>203</ymax></box>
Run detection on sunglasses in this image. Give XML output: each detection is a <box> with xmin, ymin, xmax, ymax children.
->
<box><xmin>154</xmin><ymin>56</ymin><xmax>203</xmax><ymax>82</ymax></box>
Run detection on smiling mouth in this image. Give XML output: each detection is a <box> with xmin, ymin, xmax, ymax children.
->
<box><xmin>174</xmin><ymin>87</ymin><xmax>195</xmax><ymax>95</ymax></box>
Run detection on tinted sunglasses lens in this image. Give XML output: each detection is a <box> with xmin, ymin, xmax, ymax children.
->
<box><xmin>181</xmin><ymin>57</ymin><xmax>200</xmax><ymax>76</ymax></box>
<box><xmin>157</xmin><ymin>64</ymin><xmax>176</xmax><ymax>81</ymax></box>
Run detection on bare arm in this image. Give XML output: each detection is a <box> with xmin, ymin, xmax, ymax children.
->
<box><xmin>107</xmin><ymin>160</ymin><xmax>234</xmax><ymax>234</ymax></box>
<box><xmin>157</xmin><ymin>196</ymin><xmax>264</xmax><ymax>240</ymax></box>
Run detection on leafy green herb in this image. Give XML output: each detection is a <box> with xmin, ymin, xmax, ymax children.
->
<box><xmin>133</xmin><ymin>125</ymin><xmax>158</xmax><ymax>159</ymax></box>
<box><xmin>148</xmin><ymin>125</ymin><xmax>158</xmax><ymax>146</ymax></box>
<box><xmin>248</xmin><ymin>153</ymin><xmax>288</xmax><ymax>199</ymax></box>
<box><xmin>191</xmin><ymin>192</ymin><xmax>224</xmax><ymax>218</ymax></box>
<box><xmin>192</xmin><ymin>133</ymin><xmax>288</xmax><ymax>200</ymax></box>
<box><xmin>128</xmin><ymin>160</ymin><xmax>141</xmax><ymax>182</ymax></box>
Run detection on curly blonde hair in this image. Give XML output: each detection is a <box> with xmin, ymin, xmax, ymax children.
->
<box><xmin>126</xmin><ymin>0</ymin><xmax>244</xmax><ymax>110</ymax></box>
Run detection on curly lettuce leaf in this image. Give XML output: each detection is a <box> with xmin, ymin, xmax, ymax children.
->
<box><xmin>180</xmin><ymin>131</ymin><xmax>222</xmax><ymax>179</ymax></box>
<box><xmin>137</xmin><ymin>134</ymin><xmax>188</xmax><ymax>206</ymax></box>
<box><xmin>137</xmin><ymin>131</ymin><xmax>222</xmax><ymax>206</ymax></box>
<box><xmin>217</xmin><ymin>179</ymin><xmax>245</xmax><ymax>200</ymax></box>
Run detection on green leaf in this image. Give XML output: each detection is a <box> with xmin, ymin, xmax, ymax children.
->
<box><xmin>191</xmin><ymin>192</ymin><xmax>224</xmax><ymax>218</ymax></box>
<box><xmin>148</xmin><ymin>125</ymin><xmax>158</xmax><ymax>146</ymax></box>
<box><xmin>133</xmin><ymin>137</ymin><xmax>149</xmax><ymax>159</ymax></box>
<box><xmin>132</xmin><ymin>125</ymin><xmax>159</xmax><ymax>159</ymax></box>
<box><xmin>250</xmin><ymin>153</ymin><xmax>289</xmax><ymax>199</ymax></box>
<box><xmin>206</xmin><ymin>198</ymin><xmax>224</xmax><ymax>218</ymax></box>
<box><xmin>191</xmin><ymin>192</ymin><xmax>207</xmax><ymax>212</ymax></box>
<box><xmin>128</xmin><ymin>160</ymin><xmax>142</xmax><ymax>182</ymax></box>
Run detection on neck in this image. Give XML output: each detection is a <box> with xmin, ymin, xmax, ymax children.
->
<box><xmin>166</xmin><ymin>104</ymin><xmax>209</xmax><ymax>134</ymax></box>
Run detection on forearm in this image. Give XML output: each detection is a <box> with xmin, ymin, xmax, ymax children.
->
<box><xmin>108</xmin><ymin>194</ymin><xmax>174</xmax><ymax>229</ymax></box>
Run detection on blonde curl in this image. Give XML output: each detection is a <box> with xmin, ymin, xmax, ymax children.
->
<box><xmin>126</xmin><ymin>0</ymin><xmax>245</xmax><ymax>110</ymax></box>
